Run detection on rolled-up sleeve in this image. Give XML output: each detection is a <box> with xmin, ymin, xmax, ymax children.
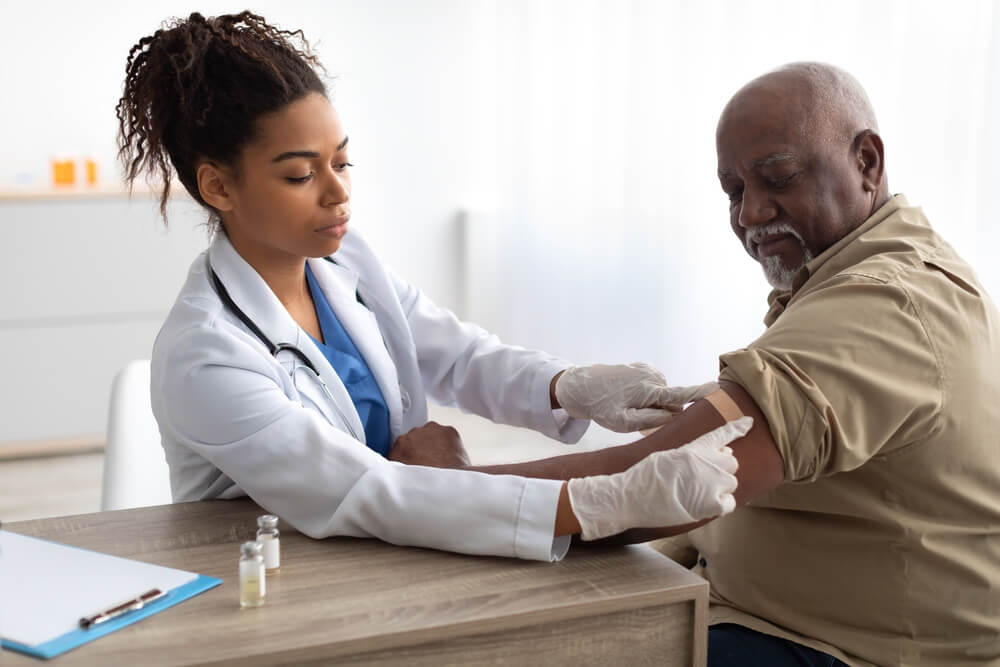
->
<box><xmin>719</xmin><ymin>275</ymin><xmax>943</xmax><ymax>482</ymax></box>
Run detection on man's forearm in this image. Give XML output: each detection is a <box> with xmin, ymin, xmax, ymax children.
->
<box><xmin>474</xmin><ymin>380</ymin><xmax>786</xmax><ymax>545</ymax></box>
<box><xmin>470</xmin><ymin>394</ymin><xmax>729</xmax><ymax>480</ymax></box>
<box><xmin>470</xmin><ymin>397</ymin><xmax>725</xmax><ymax>545</ymax></box>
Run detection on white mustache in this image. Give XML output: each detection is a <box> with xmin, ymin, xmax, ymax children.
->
<box><xmin>744</xmin><ymin>223</ymin><xmax>805</xmax><ymax>256</ymax></box>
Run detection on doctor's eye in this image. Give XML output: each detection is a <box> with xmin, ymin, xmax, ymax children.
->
<box><xmin>286</xmin><ymin>172</ymin><xmax>315</xmax><ymax>184</ymax></box>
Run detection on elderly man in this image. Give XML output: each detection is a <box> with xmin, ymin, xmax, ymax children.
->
<box><xmin>392</xmin><ymin>63</ymin><xmax>1000</xmax><ymax>666</ymax></box>
<box><xmin>681</xmin><ymin>62</ymin><xmax>1000</xmax><ymax>666</ymax></box>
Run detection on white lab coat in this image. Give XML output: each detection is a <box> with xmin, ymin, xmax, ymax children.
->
<box><xmin>151</xmin><ymin>231</ymin><xmax>589</xmax><ymax>561</ymax></box>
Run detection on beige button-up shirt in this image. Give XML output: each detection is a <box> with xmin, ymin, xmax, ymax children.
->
<box><xmin>692</xmin><ymin>195</ymin><xmax>1000</xmax><ymax>666</ymax></box>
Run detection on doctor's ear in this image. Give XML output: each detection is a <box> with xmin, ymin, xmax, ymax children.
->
<box><xmin>196</xmin><ymin>162</ymin><xmax>236</xmax><ymax>212</ymax></box>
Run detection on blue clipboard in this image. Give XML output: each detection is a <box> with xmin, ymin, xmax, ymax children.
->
<box><xmin>0</xmin><ymin>531</ymin><xmax>223</xmax><ymax>660</ymax></box>
<box><xmin>2</xmin><ymin>574</ymin><xmax>220</xmax><ymax>660</ymax></box>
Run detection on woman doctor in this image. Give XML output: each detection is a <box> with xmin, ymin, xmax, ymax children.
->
<box><xmin>118</xmin><ymin>12</ymin><xmax>746</xmax><ymax>560</ymax></box>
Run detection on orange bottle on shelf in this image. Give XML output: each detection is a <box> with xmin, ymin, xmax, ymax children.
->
<box><xmin>85</xmin><ymin>158</ymin><xmax>99</xmax><ymax>186</ymax></box>
<box><xmin>52</xmin><ymin>158</ymin><xmax>76</xmax><ymax>186</ymax></box>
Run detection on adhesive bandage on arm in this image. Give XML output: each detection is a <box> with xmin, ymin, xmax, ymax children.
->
<box><xmin>704</xmin><ymin>388</ymin><xmax>744</xmax><ymax>422</ymax></box>
<box><xmin>639</xmin><ymin>387</ymin><xmax>745</xmax><ymax>436</ymax></box>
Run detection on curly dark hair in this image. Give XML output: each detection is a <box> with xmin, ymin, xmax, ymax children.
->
<box><xmin>116</xmin><ymin>11</ymin><xmax>327</xmax><ymax>224</ymax></box>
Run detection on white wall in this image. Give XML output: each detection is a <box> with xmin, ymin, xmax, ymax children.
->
<box><xmin>3</xmin><ymin>1</ymin><xmax>999</xmax><ymax>444</ymax></box>
<box><xmin>0</xmin><ymin>196</ymin><xmax>207</xmax><ymax>442</ymax></box>
<box><xmin>457</xmin><ymin>1</ymin><xmax>1000</xmax><ymax>386</ymax></box>
<box><xmin>0</xmin><ymin>0</ymin><xmax>481</xmax><ymax>308</ymax></box>
<box><xmin>0</xmin><ymin>1</ymin><xmax>485</xmax><ymax>443</ymax></box>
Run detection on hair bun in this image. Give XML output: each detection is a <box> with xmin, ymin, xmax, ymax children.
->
<box><xmin>116</xmin><ymin>11</ymin><xmax>327</xmax><ymax>225</ymax></box>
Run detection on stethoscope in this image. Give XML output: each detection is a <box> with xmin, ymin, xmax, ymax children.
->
<box><xmin>209</xmin><ymin>256</ymin><xmax>366</xmax><ymax>441</ymax></box>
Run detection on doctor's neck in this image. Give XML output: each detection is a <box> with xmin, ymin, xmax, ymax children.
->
<box><xmin>219</xmin><ymin>223</ymin><xmax>313</xmax><ymax>310</ymax></box>
<box><xmin>257</xmin><ymin>264</ymin><xmax>314</xmax><ymax>313</ymax></box>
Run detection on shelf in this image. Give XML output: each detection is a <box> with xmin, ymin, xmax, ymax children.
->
<box><xmin>0</xmin><ymin>184</ymin><xmax>181</xmax><ymax>202</ymax></box>
<box><xmin>0</xmin><ymin>436</ymin><xmax>104</xmax><ymax>461</ymax></box>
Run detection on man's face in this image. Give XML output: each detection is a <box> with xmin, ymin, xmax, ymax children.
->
<box><xmin>716</xmin><ymin>85</ymin><xmax>870</xmax><ymax>290</ymax></box>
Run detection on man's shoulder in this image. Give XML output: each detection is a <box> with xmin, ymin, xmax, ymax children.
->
<box><xmin>800</xmin><ymin>207</ymin><xmax>979</xmax><ymax>313</ymax></box>
<box><xmin>837</xmin><ymin>225</ymin><xmax>943</xmax><ymax>284</ymax></box>
<box><xmin>804</xmin><ymin>198</ymin><xmax>959</xmax><ymax>291</ymax></box>
<box><xmin>782</xmin><ymin>269</ymin><xmax>914</xmax><ymax>324</ymax></box>
<box><xmin>816</xmin><ymin>230</ymin><xmax>985</xmax><ymax>324</ymax></box>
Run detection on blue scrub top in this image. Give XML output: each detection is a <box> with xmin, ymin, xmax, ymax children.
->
<box><xmin>305</xmin><ymin>264</ymin><xmax>392</xmax><ymax>457</ymax></box>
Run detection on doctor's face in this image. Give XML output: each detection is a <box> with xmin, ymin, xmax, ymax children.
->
<box><xmin>220</xmin><ymin>93</ymin><xmax>352</xmax><ymax>263</ymax></box>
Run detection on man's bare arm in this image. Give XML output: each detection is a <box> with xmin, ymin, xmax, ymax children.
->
<box><xmin>476</xmin><ymin>380</ymin><xmax>785</xmax><ymax>541</ymax></box>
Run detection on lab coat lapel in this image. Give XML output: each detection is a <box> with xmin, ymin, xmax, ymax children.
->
<box><xmin>208</xmin><ymin>235</ymin><xmax>365</xmax><ymax>439</ymax></box>
<box><xmin>307</xmin><ymin>256</ymin><xmax>405</xmax><ymax>439</ymax></box>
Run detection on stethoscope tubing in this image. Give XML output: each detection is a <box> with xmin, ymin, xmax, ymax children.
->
<box><xmin>209</xmin><ymin>258</ymin><xmax>363</xmax><ymax>441</ymax></box>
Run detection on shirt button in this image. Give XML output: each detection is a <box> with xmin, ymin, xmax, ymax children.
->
<box><xmin>400</xmin><ymin>387</ymin><xmax>411</xmax><ymax>411</ymax></box>
<box><xmin>698</xmin><ymin>557</ymin><xmax>708</xmax><ymax>568</ymax></box>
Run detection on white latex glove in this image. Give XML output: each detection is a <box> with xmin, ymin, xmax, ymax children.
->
<box><xmin>554</xmin><ymin>363</ymin><xmax>719</xmax><ymax>433</ymax></box>
<box><xmin>567</xmin><ymin>417</ymin><xmax>751</xmax><ymax>541</ymax></box>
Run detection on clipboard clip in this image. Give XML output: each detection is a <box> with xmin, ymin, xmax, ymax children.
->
<box><xmin>79</xmin><ymin>588</ymin><xmax>165</xmax><ymax>629</ymax></box>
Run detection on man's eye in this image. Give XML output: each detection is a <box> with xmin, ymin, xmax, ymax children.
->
<box><xmin>333</xmin><ymin>162</ymin><xmax>354</xmax><ymax>172</ymax></box>
<box><xmin>768</xmin><ymin>173</ymin><xmax>798</xmax><ymax>189</ymax></box>
<box><xmin>286</xmin><ymin>173</ymin><xmax>314</xmax><ymax>183</ymax></box>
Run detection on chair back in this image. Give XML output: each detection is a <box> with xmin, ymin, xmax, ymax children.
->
<box><xmin>100</xmin><ymin>359</ymin><xmax>172</xmax><ymax>510</ymax></box>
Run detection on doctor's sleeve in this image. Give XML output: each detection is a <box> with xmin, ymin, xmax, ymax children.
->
<box><xmin>154</xmin><ymin>322</ymin><xmax>569</xmax><ymax>561</ymax></box>
<box><xmin>389</xmin><ymin>270</ymin><xmax>589</xmax><ymax>443</ymax></box>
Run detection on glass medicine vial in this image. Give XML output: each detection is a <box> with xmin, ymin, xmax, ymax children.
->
<box><xmin>256</xmin><ymin>515</ymin><xmax>281</xmax><ymax>573</ymax></box>
<box><xmin>239</xmin><ymin>541</ymin><xmax>266</xmax><ymax>608</ymax></box>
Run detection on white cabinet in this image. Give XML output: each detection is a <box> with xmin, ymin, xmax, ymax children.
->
<box><xmin>0</xmin><ymin>194</ymin><xmax>209</xmax><ymax>446</ymax></box>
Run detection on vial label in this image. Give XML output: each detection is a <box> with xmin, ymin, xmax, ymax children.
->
<box><xmin>240</xmin><ymin>562</ymin><xmax>266</xmax><ymax>607</ymax></box>
<box><xmin>261</xmin><ymin>538</ymin><xmax>280</xmax><ymax>571</ymax></box>
<box><xmin>243</xmin><ymin>577</ymin><xmax>261</xmax><ymax>596</ymax></box>
<box><xmin>241</xmin><ymin>579</ymin><xmax>264</xmax><ymax>607</ymax></box>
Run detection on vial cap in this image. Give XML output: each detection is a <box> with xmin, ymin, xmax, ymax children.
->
<box><xmin>257</xmin><ymin>515</ymin><xmax>279</xmax><ymax>530</ymax></box>
<box><xmin>241</xmin><ymin>541</ymin><xmax>263</xmax><ymax>557</ymax></box>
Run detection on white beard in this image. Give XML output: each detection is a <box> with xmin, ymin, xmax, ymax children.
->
<box><xmin>744</xmin><ymin>223</ymin><xmax>813</xmax><ymax>291</ymax></box>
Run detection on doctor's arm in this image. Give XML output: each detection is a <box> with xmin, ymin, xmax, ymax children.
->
<box><xmin>492</xmin><ymin>381</ymin><xmax>785</xmax><ymax>542</ymax></box>
<box><xmin>391</xmin><ymin>271</ymin><xmax>714</xmax><ymax>439</ymax></box>
<box><xmin>157</xmin><ymin>324</ymin><xmax>568</xmax><ymax>561</ymax></box>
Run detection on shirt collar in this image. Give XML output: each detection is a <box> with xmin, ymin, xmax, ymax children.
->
<box><xmin>763</xmin><ymin>194</ymin><xmax>908</xmax><ymax>325</ymax></box>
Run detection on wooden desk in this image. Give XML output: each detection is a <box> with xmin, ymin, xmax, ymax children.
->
<box><xmin>5</xmin><ymin>499</ymin><xmax>708</xmax><ymax>666</ymax></box>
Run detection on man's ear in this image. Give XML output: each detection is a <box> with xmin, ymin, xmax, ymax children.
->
<box><xmin>197</xmin><ymin>162</ymin><xmax>236</xmax><ymax>212</ymax></box>
<box><xmin>854</xmin><ymin>130</ymin><xmax>885</xmax><ymax>194</ymax></box>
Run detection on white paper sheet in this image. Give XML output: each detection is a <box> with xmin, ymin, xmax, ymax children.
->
<box><xmin>0</xmin><ymin>531</ymin><xmax>198</xmax><ymax>647</ymax></box>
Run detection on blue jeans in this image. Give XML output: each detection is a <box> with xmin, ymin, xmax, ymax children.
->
<box><xmin>709</xmin><ymin>624</ymin><xmax>849</xmax><ymax>667</ymax></box>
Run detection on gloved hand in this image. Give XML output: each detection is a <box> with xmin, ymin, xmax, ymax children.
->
<box><xmin>554</xmin><ymin>363</ymin><xmax>719</xmax><ymax>432</ymax></box>
<box><xmin>567</xmin><ymin>417</ymin><xmax>750</xmax><ymax>541</ymax></box>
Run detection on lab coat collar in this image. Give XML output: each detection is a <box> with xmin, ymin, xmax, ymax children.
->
<box><xmin>207</xmin><ymin>234</ymin><xmax>367</xmax><ymax>441</ymax></box>
<box><xmin>208</xmin><ymin>234</ymin><xmax>301</xmax><ymax>352</ymax></box>
<box><xmin>307</xmin><ymin>254</ymin><xmax>405</xmax><ymax>440</ymax></box>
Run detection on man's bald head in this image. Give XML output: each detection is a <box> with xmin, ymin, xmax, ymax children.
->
<box><xmin>722</xmin><ymin>62</ymin><xmax>880</xmax><ymax>149</ymax></box>
<box><xmin>716</xmin><ymin>63</ymin><xmax>890</xmax><ymax>291</ymax></box>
